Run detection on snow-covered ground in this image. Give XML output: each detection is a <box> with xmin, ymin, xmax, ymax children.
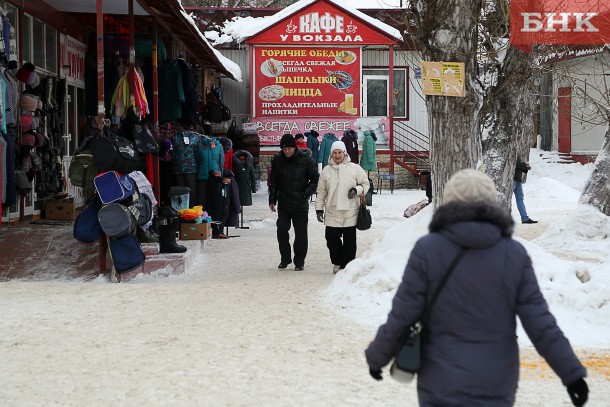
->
<box><xmin>1</xmin><ymin>149</ymin><xmax>609</xmax><ymax>406</ymax></box>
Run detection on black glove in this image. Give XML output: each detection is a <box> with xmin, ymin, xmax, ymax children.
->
<box><xmin>566</xmin><ymin>378</ymin><xmax>588</xmax><ymax>406</ymax></box>
<box><xmin>316</xmin><ymin>210</ymin><xmax>324</xmax><ymax>223</ymax></box>
<box><xmin>369</xmin><ymin>368</ymin><xmax>383</xmax><ymax>381</ymax></box>
<box><xmin>348</xmin><ymin>187</ymin><xmax>357</xmax><ymax>199</ymax></box>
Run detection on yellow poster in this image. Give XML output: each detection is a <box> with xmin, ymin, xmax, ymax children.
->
<box><xmin>421</xmin><ymin>61</ymin><xmax>465</xmax><ymax>97</ymax></box>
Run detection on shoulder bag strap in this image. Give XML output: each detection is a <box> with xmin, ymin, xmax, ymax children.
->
<box><xmin>420</xmin><ymin>247</ymin><xmax>466</xmax><ymax>326</ymax></box>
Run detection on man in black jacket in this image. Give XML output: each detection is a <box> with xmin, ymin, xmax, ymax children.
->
<box><xmin>269</xmin><ymin>134</ymin><xmax>319</xmax><ymax>271</ymax></box>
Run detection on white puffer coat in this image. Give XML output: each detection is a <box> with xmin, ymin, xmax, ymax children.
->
<box><xmin>315</xmin><ymin>154</ymin><xmax>369</xmax><ymax>227</ymax></box>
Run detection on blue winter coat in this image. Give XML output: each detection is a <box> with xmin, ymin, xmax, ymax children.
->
<box><xmin>305</xmin><ymin>130</ymin><xmax>320</xmax><ymax>163</ymax></box>
<box><xmin>317</xmin><ymin>133</ymin><xmax>339</xmax><ymax>168</ymax></box>
<box><xmin>365</xmin><ymin>202</ymin><xmax>586</xmax><ymax>406</ymax></box>
<box><xmin>196</xmin><ymin>137</ymin><xmax>223</xmax><ymax>181</ymax></box>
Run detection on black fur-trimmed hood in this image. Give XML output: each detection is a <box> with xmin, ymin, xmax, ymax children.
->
<box><xmin>429</xmin><ymin>202</ymin><xmax>514</xmax><ymax>248</ymax></box>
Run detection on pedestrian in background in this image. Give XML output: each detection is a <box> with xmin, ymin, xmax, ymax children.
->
<box><xmin>269</xmin><ymin>134</ymin><xmax>319</xmax><ymax>271</ymax></box>
<box><xmin>366</xmin><ymin>169</ymin><xmax>588</xmax><ymax>407</ymax></box>
<box><xmin>295</xmin><ymin>133</ymin><xmax>307</xmax><ymax>150</ymax></box>
<box><xmin>514</xmin><ymin>157</ymin><xmax>537</xmax><ymax>224</ymax></box>
<box><xmin>315</xmin><ymin>141</ymin><xmax>369</xmax><ymax>274</ymax></box>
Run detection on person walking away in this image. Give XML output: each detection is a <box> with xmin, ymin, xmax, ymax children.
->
<box><xmin>514</xmin><ymin>157</ymin><xmax>537</xmax><ymax>224</ymax></box>
<box><xmin>315</xmin><ymin>141</ymin><xmax>369</xmax><ymax>274</ymax></box>
<box><xmin>269</xmin><ymin>134</ymin><xmax>319</xmax><ymax>271</ymax></box>
<box><xmin>295</xmin><ymin>133</ymin><xmax>308</xmax><ymax>150</ymax></box>
<box><xmin>317</xmin><ymin>132</ymin><xmax>339</xmax><ymax>169</ymax></box>
<box><xmin>360</xmin><ymin>130</ymin><xmax>377</xmax><ymax>179</ymax></box>
<box><xmin>341</xmin><ymin>129</ymin><xmax>359</xmax><ymax>164</ymax></box>
<box><xmin>365</xmin><ymin>169</ymin><xmax>588</xmax><ymax>406</ymax></box>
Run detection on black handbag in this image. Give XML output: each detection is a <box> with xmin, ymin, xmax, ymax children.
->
<box><xmin>390</xmin><ymin>248</ymin><xmax>466</xmax><ymax>382</ymax></box>
<box><xmin>133</xmin><ymin>124</ymin><xmax>159</xmax><ymax>154</ymax></box>
<box><xmin>90</xmin><ymin>127</ymin><xmax>140</xmax><ymax>174</ymax></box>
<box><xmin>356</xmin><ymin>194</ymin><xmax>372</xmax><ymax>230</ymax></box>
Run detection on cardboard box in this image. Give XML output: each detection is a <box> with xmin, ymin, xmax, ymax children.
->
<box><xmin>180</xmin><ymin>223</ymin><xmax>211</xmax><ymax>240</ymax></box>
<box><xmin>45</xmin><ymin>199</ymin><xmax>76</xmax><ymax>221</ymax></box>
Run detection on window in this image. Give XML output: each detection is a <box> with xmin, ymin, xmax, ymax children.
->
<box><xmin>363</xmin><ymin>68</ymin><xmax>408</xmax><ymax>118</ymax></box>
<box><xmin>22</xmin><ymin>15</ymin><xmax>57</xmax><ymax>73</ymax></box>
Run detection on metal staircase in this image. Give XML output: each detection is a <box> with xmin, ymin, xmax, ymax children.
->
<box><xmin>392</xmin><ymin>120</ymin><xmax>430</xmax><ymax>175</ymax></box>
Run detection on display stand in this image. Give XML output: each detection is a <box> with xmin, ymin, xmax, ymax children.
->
<box><xmin>236</xmin><ymin>206</ymin><xmax>250</xmax><ymax>229</ymax></box>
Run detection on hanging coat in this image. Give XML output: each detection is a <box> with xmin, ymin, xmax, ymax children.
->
<box><xmin>317</xmin><ymin>132</ymin><xmax>339</xmax><ymax>169</ymax></box>
<box><xmin>232</xmin><ymin>150</ymin><xmax>256</xmax><ymax>206</ymax></box>
<box><xmin>306</xmin><ymin>130</ymin><xmax>320</xmax><ymax>163</ymax></box>
<box><xmin>360</xmin><ymin>130</ymin><xmax>377</xmax><ymax>172</ymax></box>
<box><xmin>342</xmin><ymin>129</ymin><xmax>359</xmax><ymax>164</ymax></box>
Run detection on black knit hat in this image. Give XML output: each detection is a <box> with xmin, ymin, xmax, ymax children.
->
<box><xmin>280</xmin><ymin>133</ymin><xmax>297</xmax><ymax>148</ymax></box>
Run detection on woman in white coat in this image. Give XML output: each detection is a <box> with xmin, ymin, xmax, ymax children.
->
<box><xmin>316</xmin><ymin>141</ymin><xmax>369</xmax><ymax>274</ymax></box>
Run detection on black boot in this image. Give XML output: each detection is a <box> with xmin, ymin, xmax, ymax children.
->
<box><xmin>158</xmin><ymin>217</ymin><xmax>186</xmax><ymax>253</ymax></box>
<box><xmin>136</xmin><ymin>226</ymin><xmax>159</xmax><ymax>243</ymax></box>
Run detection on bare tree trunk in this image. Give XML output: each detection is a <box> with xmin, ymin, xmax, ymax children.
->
<box><xmin>409</xmin><ymin>0</ymin><xmax>484</xmax><ymax>205</ymax></box>
<box><xmin>580</xmin><ymin>124</ymin><xmax>610</xmax><ymax>215</ymax></box>
<box><xmin>480</xmin><ymin>47</ymin><xmax>538</xmax><ymax>208</ymax></box>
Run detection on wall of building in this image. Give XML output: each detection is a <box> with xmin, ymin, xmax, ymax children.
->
<box><xmin>552</xmin><ymin>54</ymin><xmax>609</xmax><ymax>155</ymax></box>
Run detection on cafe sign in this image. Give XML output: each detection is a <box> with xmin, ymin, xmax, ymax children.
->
<box><xmin>253</xmin><ymin>46</ymin><xmax>361</xmax><ymax>118</ymax></box>
<box><xmin>248</xmin><ymin>0</ymin><xmax>395</xmax><ymax>45</ymax></box>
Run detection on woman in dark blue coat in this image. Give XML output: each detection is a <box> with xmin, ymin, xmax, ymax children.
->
<box><xmin>366</xmin><ymin>169</ymin><xmax>588</xmax><ymax>407</ymax></box>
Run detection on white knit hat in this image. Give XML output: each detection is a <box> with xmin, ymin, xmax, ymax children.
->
<box><xmin>443</xmin><ymin>169</ymin><xmax>498</xmax><ymax>204</ymax></box>
<box><xmin>330</xmin><ymin>140</ymin><xmax>346</xmax><ymax>153</ymax></box>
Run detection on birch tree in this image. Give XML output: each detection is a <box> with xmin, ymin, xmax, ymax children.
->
<box><xmin>407</xmin><ymin>0</ymin><xmax>484</xmax><ymax>205</ymax></box>
<box><xmin>581</xmin><ymin>121</ymin><xmax>610</xmax><ymax>215</ymax></box>
<box><xmin>408</xmin><ymin>0</ymin><xmax>538</xmax><ymax>207</ymax></box>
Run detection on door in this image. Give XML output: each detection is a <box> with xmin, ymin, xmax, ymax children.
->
<box><xmin>558</xmin><ymin>87</ymin><xmax>571</xmax><ymax>154</ymax></box>
<box><xmin>363</xmin><ymin>75</ymin><xmax>389</xmax><ymax>117</ymax></box>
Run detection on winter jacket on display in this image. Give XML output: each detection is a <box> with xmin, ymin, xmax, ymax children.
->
<box><xmin>269</xmin><ymin>149</ymin><xmax>319</xmax><ymax>213</ymax></box>
<box><xmin>221</xmin><ymin>169</ymin><xmax>241</xmax><ymax>228</ymax></box>
<box><xmin>176</xmin><ymin>58</ymin><xmax>199</xmax><ymax>126</ymax></box>
<box><xmin>317</xmin><ymin>133</ymin><xmax>339</xmax><ymax>168</ymax></box>
<box><xmin>232</xmin><ymin>150</ymin><xmax>256</xmax><ymax>206</ymax></box>
<box><xmin>315</xmin><ymin>154</ymin><xmax>369</xmax><ymax>228</ymax></box>
<box><xmin>341</xmin><ymin>129</ymin><xmax>359</xmax><ymax>164</ymax></box>
<box><xmin>306</xmin><ymin>130</ymin><xmax>320</xmax><ymax>163</ymax></box>
<box><xmin>360</xmin><ymin>130</ymin><xmax>377</xmax><ymax>172</ymax></box>
<box><xmin>172</xmin><ymin>131</ymin><xmax>200</xmax><ymax>174</ymax></box>
<box><xmin>242</xmin><ymin>133</ymin><xmax>261</xmax><ymax>168</ymax></box>
<box><xmin>158</xmin><ymin>60</ymin><xmax>185</xmax><ymax>122</ymax></box>
<box><xmin>196</xmin><ymin>136</ymin><xmax>223</xmax><ymax>181</ymax></box>
<box><xmin>365</xmin><ymin>201</ymin><xmax>586</xmax><ymax>406</ymax></box>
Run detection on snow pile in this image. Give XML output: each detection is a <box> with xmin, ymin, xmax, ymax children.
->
<box><xmin>325</xmin><ymin>149</ymin><xmax>610</xmax><ymax>347</ymax></box>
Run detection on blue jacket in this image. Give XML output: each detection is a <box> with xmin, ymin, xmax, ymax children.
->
<box><xmin>172</xmin><ymin>131</ymin><xmax>200</xmax><ymax>174</ymax></box>
<box><xmin>317</xmin><ymin>133</ymin><xmax>339</xmax><ymax>168</ymax></box>
<box><xmin>305</xmin><ymin>130</ymin><xmax>320</xmax><ymax>163</ymax></box>
<box><xmin>366</xmin><ymin>202</ymin><xmax>586</xmax><ymax>406</ymax></box>
<box><xmin>196</xmin><ymin>137</ymin><xmax>223</xmax><ymax>181</ymax></box>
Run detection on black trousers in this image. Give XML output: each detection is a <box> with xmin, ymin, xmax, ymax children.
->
<box><xmin>325</xmin><ymin>226</ymin><xmax>357</xmax><ymax>269</ymax></box>
<box><xmin>277</xmin><ymin>211</ymin><xmax>308</xmax><ymax>267</ymax></box>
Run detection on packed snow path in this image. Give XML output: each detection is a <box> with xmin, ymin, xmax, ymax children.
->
<box><xmin>2</xmin><ymin>179</ymin><xmax>609</xmax><ymax>405</ymax></box>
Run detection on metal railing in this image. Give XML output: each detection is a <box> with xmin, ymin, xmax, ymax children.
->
<box><xmin>392</xmin><ymin>120</ymin><xmax>430</xmax><ymax>174</ymax></box>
